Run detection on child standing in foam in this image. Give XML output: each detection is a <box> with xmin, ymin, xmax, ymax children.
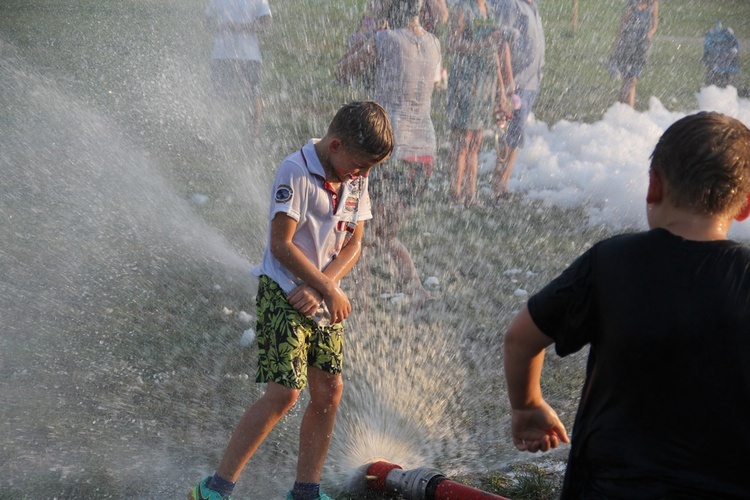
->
<box><xmin>608</xmin><ymin>0</ymin><xmax>659</xmax><ymax>107</ymax></box>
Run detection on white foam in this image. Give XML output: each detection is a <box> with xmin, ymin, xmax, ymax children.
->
<box><xmin>503</xmin><ymin>86</ymin><xmax>750</xmax><ymax>240</ymax></box>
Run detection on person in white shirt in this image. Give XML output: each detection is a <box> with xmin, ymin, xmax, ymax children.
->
<box><xmin>204</xmin><ymin>0</ymin><xmax>272</xmax><ymax>135</ymax></box>
<box><xmin>188</xmin><ymin>101</ymin><xmax>393</xmax><ymax>500</ymax></box>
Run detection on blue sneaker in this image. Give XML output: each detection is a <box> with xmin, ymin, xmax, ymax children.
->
<box><xmin>285</xmin><ymin>492</ymin><xmax>334</xmax><ymax>500</ymax></box>
<box><xmin>189</xmin><ymin>476</ymin><xmax>232</xmax><ymax>500</ymax></box>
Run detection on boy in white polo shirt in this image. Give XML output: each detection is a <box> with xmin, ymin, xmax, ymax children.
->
<box><xmin>189</xmin><ymin>101</ymin><xmax>393</xmax><ymax>500</ymax></box>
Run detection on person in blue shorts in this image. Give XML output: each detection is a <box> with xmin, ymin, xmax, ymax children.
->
<box><xmin>188</xmin><ymin>101</ymin><xmax>393</xmax><ymax>500</ymax></box>
<box><xmin>488</xmin><ymin>0</ymin><xmax>544</xmax><ymax>201</ymax></box>
<box><xmin>504</xmin><ymin>111</ymin><xmax>750</xmax><ymax>498</ymax></box>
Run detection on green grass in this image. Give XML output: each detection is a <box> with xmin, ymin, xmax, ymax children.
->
<box><xmin>537</xmin><ymin>0</ymin><xmax>750</xmax><ymax>122</ymax></box>
<box><xmin>1</xmin><ymin>0</ymin><xmax>749</xmax><ymax>498</ymax></box>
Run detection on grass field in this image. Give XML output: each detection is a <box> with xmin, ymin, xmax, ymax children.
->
<box><xmin>1</xmin><ymin>1</ymin><xmax>750</xmax><ymax>498</ymax></box>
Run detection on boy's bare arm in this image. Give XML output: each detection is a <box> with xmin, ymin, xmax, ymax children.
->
<box><xmin>290</xmin><ymin>221</ymin><xmax>365</xmax><ymax>322</ymax></box>
<box><xmin>269</xmin><ymin>213</ymin><xmax>351</xmax><ymax>322</ymax></box>
<box><xmin>504</xmin><ymin>306</ymin><xmax>569</xmax><ymax>452</ymax></box>
<box><xmin>321</xmin><ymin>220</ymin><xmax>365</xmax><ymax>282</ymax></box>
<box><xmin>647</xmin><ymin>2</ymin><xmax>658</xmax><ymax>41</ymax></box>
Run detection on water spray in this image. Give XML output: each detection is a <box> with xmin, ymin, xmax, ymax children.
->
<box><xmin>351</xmin><ymin>460</ymin><xmax>510</xmax><ymax>500</ymax></box>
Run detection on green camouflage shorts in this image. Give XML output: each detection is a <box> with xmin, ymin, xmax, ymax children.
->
<box><xmin>255</xmin><ymin>276</ymin><xmax>344</xmax><ymax>390</ymax></box>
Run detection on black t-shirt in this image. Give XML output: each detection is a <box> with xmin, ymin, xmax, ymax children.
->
<box><xmin>528</xmin><ymin>228</ymin><xmax>750</xmax><ymax>499</ymax></box>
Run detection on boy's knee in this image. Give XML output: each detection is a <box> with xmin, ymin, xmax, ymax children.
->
<box><xmin>264</xmin><ymin>384</ymin><xmax>301</xmax><ymax>413</ymax></box>
<box><xmin>311</xmin><ymin>377</ymin><xmax>344</xmax><ymax>409</ymax></box>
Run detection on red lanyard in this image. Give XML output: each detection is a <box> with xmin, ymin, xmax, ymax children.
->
<box><xmin>301</xmin><ymin>147</ymin><xmax>339</xmax><ymax>212</ymax></box>
<box><xmin>324</xmin><ymin>181</ymin><xmax>339</xmax><ymax>212</ymax></box>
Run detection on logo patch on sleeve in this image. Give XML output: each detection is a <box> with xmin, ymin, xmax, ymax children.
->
<box><xmin>275</xmin><ymin>184</ymin><xmax>293</xmax><ymax>203</ymax></box>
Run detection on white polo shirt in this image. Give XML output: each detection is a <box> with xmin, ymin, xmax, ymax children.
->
<box><xmin>254</xmin><ymin>139</ymin><xmax>372</xmax><ymax>294</ymax></box>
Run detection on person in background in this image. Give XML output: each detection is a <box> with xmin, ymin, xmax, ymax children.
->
<box><xmin>504</xmin><ymin>111</ymin><xmax>750</xmax><ymax>498</ymax></box>
<box><xmin>391</xmin><ymin>0</ymin><xmax>449</xmax><ymax>84</ymax></box>
<box><xmin>204</xmin><ymin>0</ymin><xmax>272</xmax><ymax>136</ymax></box>
<box><xmin>702</xmin><ymin>21</ymin><xmax>740</xmax><ymax>89</ymax></box>
<box><xmin>488</xmin><ymin>0</ymin><xmax>544</xmax><ymax>201</ymax></box>
<box><xmin>357</xmin><ymin>0</ymin><xmax>448</xmax><ymax>34</ymax></box>
<box><xmin>188</xmin><ymin>101</ymin><xmax>393</xmax><ymax>500</ymax></box>
<box><xmin>446</xmin><ymin>0</ymin><xmax>508</xmax><ymax>208</ymax></box>
<box><xmin>608</xmin><ymin>0</ymin><xmax>658</xmax><ymax>107</ymax></box>
<box><xmin>335</xmin><ymin>0</ymin><xmax>441</xmax><ymax>305</ymax></box>
<box><xmin>339</xmin><ymin>0</ymin><xmax>447</xmax><ymax>96</ymax></box>
<box><xmin>340</xmin><ymin>1</ymin><xmax>388</xmax><ymax>96</ymax></box>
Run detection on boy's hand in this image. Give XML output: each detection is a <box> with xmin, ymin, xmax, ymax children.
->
<box><xmin>322</xmin><ymin>284</ymin><xmax>351</xmax><ymax>324</ymax></box>
<box><xmin>510</xmin><ymin>401</ymin><xmax>570</xmax><ymax>453</ymax></box>
<box><xmin>287</xmin><ymin>283</ymin><xmax>352</xmax><ymax>324</ymax></box>
<box><xmin>287</xmin><ymin>284</ymin><xmax>323</xmax><ymax>318</ymax></box>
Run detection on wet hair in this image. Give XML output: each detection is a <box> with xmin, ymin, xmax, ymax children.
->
<box><xmin>327</xmin><ymin>101</ymin><xmax>394</xmax><ymax>163</ymax></box>
<box><xmin>386</xmin><ymin>0</ymin><xmax>424</xmax><ymax>29</ymax></box>
<box><xmin>650</xmin><ymin>111</ymin><xmax>750</xmax><ymax>217</ymax></box>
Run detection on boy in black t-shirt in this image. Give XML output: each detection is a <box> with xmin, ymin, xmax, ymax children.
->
<box><xmin>503</xmin><ymin>111</ymin><xmax>750</xmax><ymax>498</ymax></box>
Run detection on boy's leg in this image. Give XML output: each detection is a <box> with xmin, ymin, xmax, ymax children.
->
<box><xmin>238</xmin><ymin>61</ymin><xmax>262</xmax><ymax>136</ymax></box>
<box><xmin>619</xmin><ymin>77</ymin><xmax>637</xmax><ymax>107</ymax></box>
<box><xmin>449</xmin><ymin>128</ymin><xmax>469</xmax><ymax>205</ymax></box>
<box><xmin>295</xmin><ymin>367</ymin><xmax>344</xmax><ymax>483</ymax></box>
<box><xmin>493</xmin><ymin>147</ymin><xmax>519</xmax><ymax>196</ymax></box>
<box><xmin>216</xmin><ymin>382</ymin><xmax>300</xmax><ymax>482</ymax></box>
<box><xmin>212</xmin><ymin>275</ymin><xmax>309</xmax><ymax>484</ymax></box>
<box><xmin>466</xmin><ymin>129</ymin><xmax>483</xmax><ymax>204</ymax></box>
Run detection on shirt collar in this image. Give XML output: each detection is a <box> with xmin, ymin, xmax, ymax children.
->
<box><xmin>301</xmin><ymin>139</ymin><xmax>326</xmax><ymax>180</ymax></box>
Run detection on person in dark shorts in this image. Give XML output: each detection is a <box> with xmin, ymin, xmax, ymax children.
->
<box><xmin>503</xmin><ymin>111</ymin><xmax>750</xmax><ymax>498</ymax></box>
<box><xmin>608</xmin><ymin>0</ymin><xmax>658</xmax><ymax>107</ymax></box>
<box><xmin>188</xmin><ymin>101</ymin><xmax>393</xmax><ymax>500</ymax></box>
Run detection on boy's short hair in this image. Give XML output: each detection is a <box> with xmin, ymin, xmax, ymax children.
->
<box><xmin>650</xmin><ymin>111</ymin><xmax>750</xmax><ymax>216</ymax></box>
<box><xmin>328</xmin><ymin>101</ymin><xmax>394</xmax><ymax>163</ymax></box>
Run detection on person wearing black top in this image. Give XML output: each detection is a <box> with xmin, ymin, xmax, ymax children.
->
<box><xmin>504</xmin><ymin>111</ymin><xmax>750</xmax><ymax>499</ymax></box>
